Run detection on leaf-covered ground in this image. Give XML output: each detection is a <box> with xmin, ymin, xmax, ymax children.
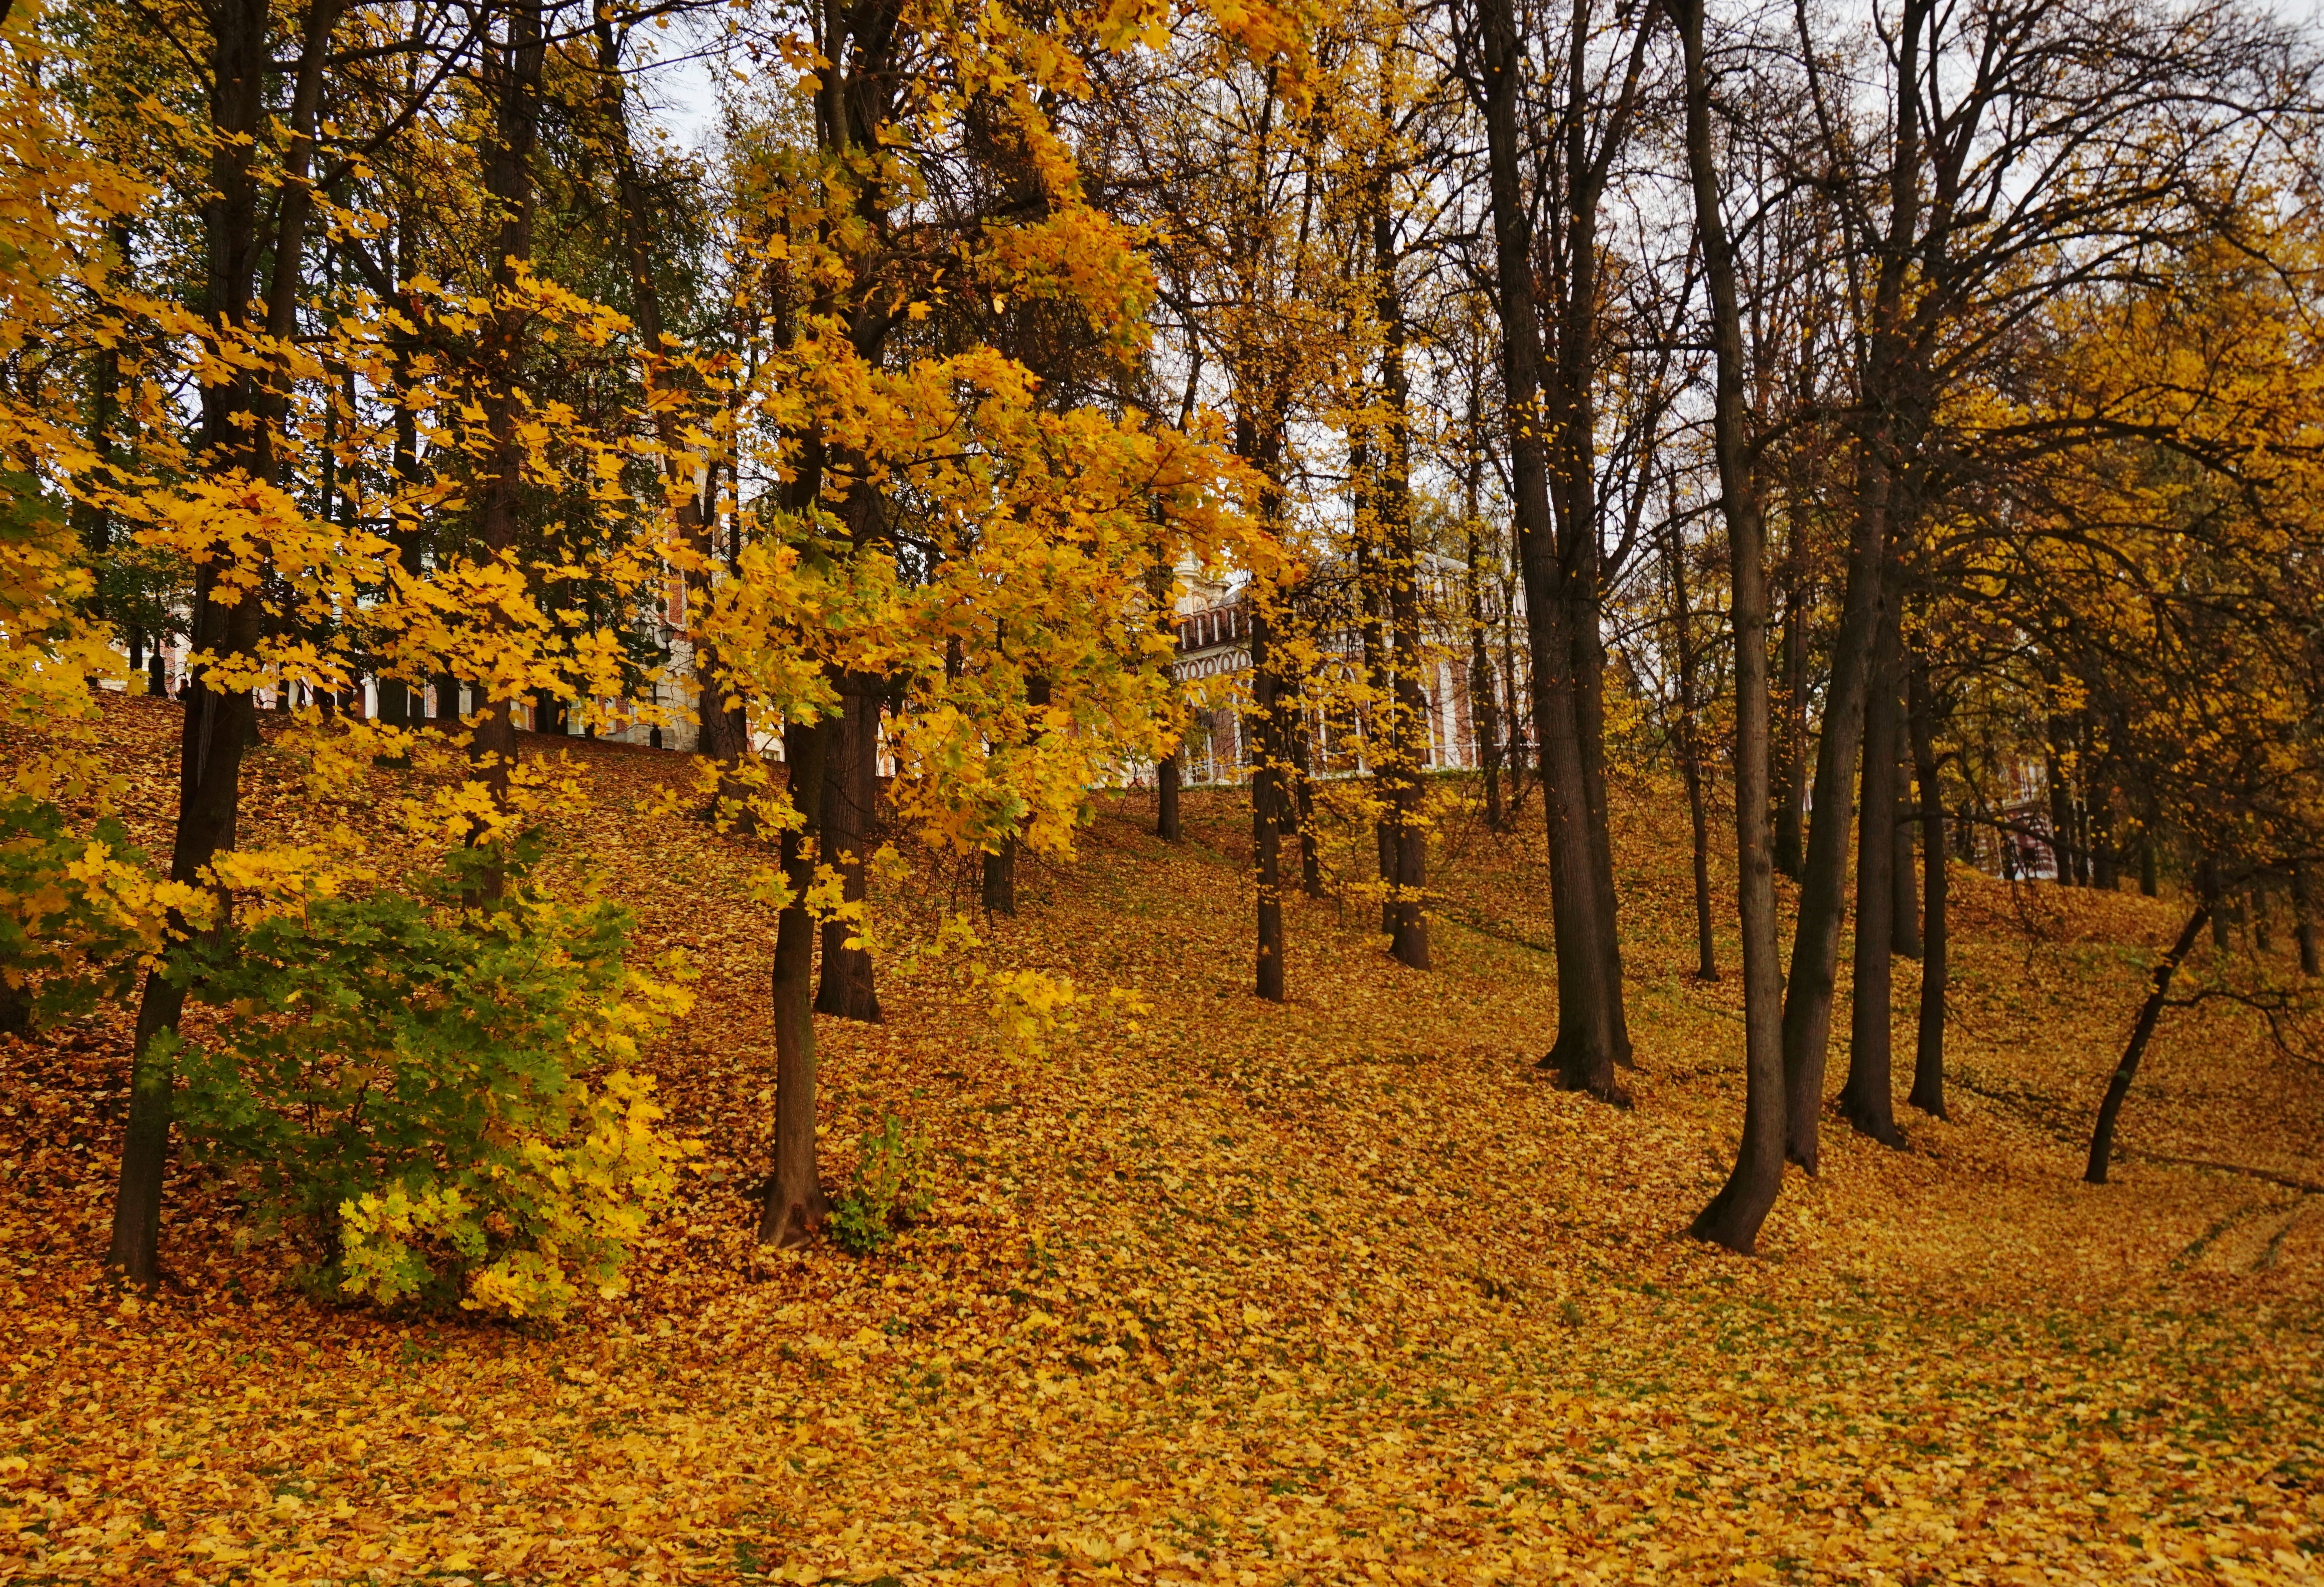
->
<box><xmin>6</xmin><ymin>698</ymin><xmax>2324</xmax><ymax>1584</ymax></box>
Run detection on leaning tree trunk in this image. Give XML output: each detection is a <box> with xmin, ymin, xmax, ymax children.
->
<box><xmin>1679</xmin><ymin>0</ymin><xmax>1788</xmax><ymax>1252</ymax></box>
<box><xmin>2085</xmin><ymin>899</ymin><xmax>2213</xmax><ymax>1184</ymax></box>
<box><xmin>814</xmin><ymin>668</ymin><xmax>883</xmax><ymax>1021</ymax></box>
<box><xmin>1775</xmin><ymin>0</ymin><xmax>1932</xmax><ymax>1173</ymax></box>
<box><xmin>1907</xmin><ymin>658</ymin><xmax>1948</xmax><ymax>1117</ymax></box>
<box><xmin>1840</xmin><ymin>599</ymin><xmax>1907</xmax><ymax>1148</ymax></box>
<box><xmin>110</xmin><ymin>0</ymin><xmax>338</xmax><ymax>1287</ymax></box>
<box><xmin>1776</xmin><ymin>460</ymin><xmax>1893</xmax><ymax>1170</ymax></box>
<box><xmin>760</xmin><ymin>715</ymin><xmax>833</xmax><ymax>1246</ymax></box>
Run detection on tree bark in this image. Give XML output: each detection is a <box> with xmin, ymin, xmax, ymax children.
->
<box><xmin>1776</xmin><ymin>0</ymin><xmax>1935</xmax><ymax>1173</ymax></box>
<box><xmin>1370</xmin><ymin>202</ymin><xmax>1429</xmax><ymax>965</ymax></box>
<box><xmin>2296</xmin><ymin>862</ymin><xmax>2318</xmax><ymax>977</ymax></box>
<box><xmin>109</xmin><ymin>0</ymin><xmax>339</xmax><ymax>1287</ymax></box>
<box><xmin>759</xmin><ymin>715</ymin><xmax>833</xmax><ymax>1245</ymax></box>
<box><xmin>982</xmin><ymin>841</ymin><xmax>1016</xmax><ymax>916</ymax></box>
<box><xmin>1467</xmin><ymin>530</ymin><xmax>1506</xmax><ymax>833</ymax></box>
<box><xmin>1475</xmin><ymin>0</ymin><xmax>1626</xmax><ymax>1102</ymax></box>
<box><xmin>1892</xmin><ymin>733</ymin><xmax>1921</xmax><ymax>958</ymax></box>
<box><xmin>814</xmin><ymin>669</ymin><xmax>882</xmax><ymax>1021</ymax></box>
<box><xmin>463</xmin><ymin>0</ymin><xmax>549</xmax><ymax>898</ymax></box>
<box><xmin>1773</xmin><ymin>568</ymin><xmax>1808</xmax><ymax>881</ymax></box>
<box><xmin>1841</xmin><ymin>598</ymin><xmax>1907</xmax><ymax>1148</ymax></box>
<box><xmin>1678</xmin><ymin>0</ymin><xmax>1788</xmax><ymax>1252</ymax></box>
<box><xmin>1251</xmin><ymin>607</ymin><xmax>1286</xmax><ymax>1003</ymax></box>
<box><xmin>1290</xmin><ymin>724</ymin><xmax>1326</xmax><ymax>899</ymax></box>
<box><xmin>2085</xmin><ymin>900</ymin><xmax>2212</xmax><ymax>1184</ymax></box>
<box><xmin>1156</xmin><ymin>753</ymin><xmax>1182</xmax><ymax>842</ymax></box>
<box><xmin>1907</xmin><ymin>657</ymin><xmax>1948</xmax><ymax>1117</ymax></box>
<box><xmin>1666</xmin><ymin>528</ymin><xmax>1716</xmax><ymax>981</ymax></box>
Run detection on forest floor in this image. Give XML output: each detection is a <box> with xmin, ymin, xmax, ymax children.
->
<box><xmin>6</xmin><ymin>697</ymin><xmax>2324</xmax><ymax>1585</ymax></box>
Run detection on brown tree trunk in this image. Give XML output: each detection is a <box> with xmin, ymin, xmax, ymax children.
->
<box><xmin>759</xmin><ymin>717</ymin><xmax>833</xmax><ymax>1245</ymax></box>
<box><xmin>1666</xmin><ymin>527</ymin><xmax>1716</xmax><ymax>981</ymax></box>
<box><xmin>464</xmin><ymin>0</ymin><xmax>548</xmax><ymax>899</ymax></box>
<box><xmin>1907</xmin><ymin>658</ymin><xmax>1948</xmax><ymax>1117</ymax></box>
<box><xmin>982</xmin><ymin>841</ymin><xmax>1016</xmax><ymax>916</ymax></box>
<box><xmin>2085</xmin><ymin>899</ymin><xmax>2212</xmax><ymax>1184</ymax></box>
<box><xmin>597</xmin><ymin>12</ymin><xmax>745</xmax><ymax>777</ymax></box>
<box><xmin>1467</xmin><ymin>533</ymin><xmax>1506</xmax><ymax>834</ymax></box>
<box><xmin>1678</xmin><ymin>0</ymin><xmax>1787</xmax><ymax>1251</ymax></box>
<box><xmin>109</xmin><ymin>0</ymin><xmax>339</xmax><ymax>1287</ymax></box>
<box><xmin>1776</xmin><ymin>0</ymin><xmax>1936</xmax><ymax>1173</ymax></box>
<box><xmin>1841</xmin><ymin>599</ymin><xmax>1907</xmax><ymax>1148</ymax></box>
<box><xmin>1251</xmin><ymin>608</ymin><xmax>1286</xmax><ymax>1003</ymax></box>
<box><xmin>1773</xmin><ymin>546</ymin><xmax>1809</xmax><ymax>882</ymax></box>
<box><xmin>1156</xmin><ymin>753</ymin><xmax>1182</xmax><ymax>842</ymax></box>
<box><xmin>815</xmin><ymin>669</ymin><xmax>883</xmax><ymax>1021</ymax></box>
<box><xmin>2296</xmin><ymin>862</ymin><xmax>2318</xmax><ymax>977</ymax></box>
<box><xmin>1777</xmin><ymin>462</ymin><xmax>1894</xmax><ymax>1170</ymax></box>
<box><xmin>1891</xmin><ymin>735</ymin><xmax>1921</xmax><ymax>958</ymax></box>
<box><xmin>2046</xmin><ymin>716</ymin><xmax>2076</xmax><ymax>886</ymax></box>
<box><xmin>1477</xmin><ymin>0</ymin><xmax>1626</xmax><ymax>1103</ymax></box>
<box><xmin>1291</xmin><ymin>725</ymin><xmax>1326</xmax><ymax>899</ymax></box>
<box><xmin>1378</xmin><ymin>291</ymin><xmax>1429</xmax><ymax>971</ymax></box>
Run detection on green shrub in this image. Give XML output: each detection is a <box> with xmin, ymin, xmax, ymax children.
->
<box><xmin>0</xmin><ymin>794</ymin><xmax>152</xmax><ymax>1033</ymax></box>
<box><xmin>829</xmin><ymin>1115</ymin><xmax>933</xmax><ymax>1256</ymax></box>
<box><xmin>170</xmin><ymin>849</ymin><xmax>693</xmax><ymax>1319</ymax></box>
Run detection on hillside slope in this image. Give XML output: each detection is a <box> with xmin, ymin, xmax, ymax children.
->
<box><xmin>4</xmin><ymin>698</ymin><xmax>2322</xmax><ymax>1584</ymax></box>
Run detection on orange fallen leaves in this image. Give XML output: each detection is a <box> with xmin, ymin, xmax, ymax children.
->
<box><xmin>2</xmin><ymin>698</ymin><xmax>2321</xmax><ymax>1583</ymax></box>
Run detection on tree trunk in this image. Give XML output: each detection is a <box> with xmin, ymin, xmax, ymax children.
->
<box><xmin>814</xmin><ymin>669</ymin><xmax>882</xmax><ymax>1021</ymax></box>
<box><xmin>1891</xmin><ymin>735</ymin><xmax>1921</xmax><ymax>958</ymax></box>
<box><xmin>1776</xmin><ymin>0</ymin><xmax>1935</xmax><ymax>1173</ymax></box>
<box><xmin>759</xmin><ymin>717</ymin><xmax>833</xmax><ymax>1245</ymax></box>
<box><xmin>1773</xmin><ymin>559</ymin><xmax>1809</xmax><ymax>881</ymax></box>
<box><xmin>596</xmin><ymin>11</ymin><xmax>745</xmax><ymax>779</ymax></box>
<box><xmin>2046</xmin><ymin>717</ymin><xmax>2076</xmax><ymax>886</ymax></box>
<box><xmin>1373</xmin><ymin>202</ymin><xmax>1428</xmax><ymax>970</ymax></box>
<box><xmin>1467</xmin><ymin>536</ymin><xmax>1506</xmax><ymax>833</ymax></box>
<box><xmin>982</xmin><ymin>841</ymin><xmax>1015</xmax><ymax>916</ymax></box>
<box><xmin>1251</xmin><ymin>608</ymin><xmax>1285</xmax><ymax>1003</ymax></box>
<box><xmin>2085</xmin><ymin>900</ymin><xmax>2212</xmax><ymax>1184</ymax></box>
<box><xmin>1776</xmin><ymin>461</ymin><xmax>1893</xmax><ymax>1170</ymax></box>
<box><xmin>1841</xmin><ymin>601</ymin><xmax>1907</xmax><ymax>1148</ymax></box>
<box><xmin>1291</xmin><ymin>725</ymin><xmax>1325</xmax><ymax>899</ymax></box>
<box><xmin>1907</xmin><ymin>658</ymin><xmax>1948</xmax><ymax>1117</ymax></box>
<box><xmin>1666</xmin><ymin>528</ymin><xmax>1716</xmax><ymax>980</ymax></box>
<box><xmin>1461</xmin><ymin>385</ymin><xmax>1505</xmax><ymax>833</ymax></box>
<box><xmin>109</xmin><ymin>0</ymin><xmax>339</xmax><ymax>1287</ymax></box>
<box><xmin>1156</xmin><ymin>752</ymin><xmax>1182</xmax><ymax>841</ymax></box>
<box><xmin>463</xmin><ymin>0</ymin><xmax>548</xmax><ymax>898</ymax></box>
<box><xmin>2296</xmin><ymin>862</ymin><xmax>2318</xmax><ymax>977</ymax></box>
<box><xmin>1678</xmin><ymin>0</ymin><xmax>1788</xmax><ymax>1252</ymax></box>
<box><xmin>1477</xmin><ymin>0</ymin><xmax>1625</xmax><ymax>1102</ymax></box>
